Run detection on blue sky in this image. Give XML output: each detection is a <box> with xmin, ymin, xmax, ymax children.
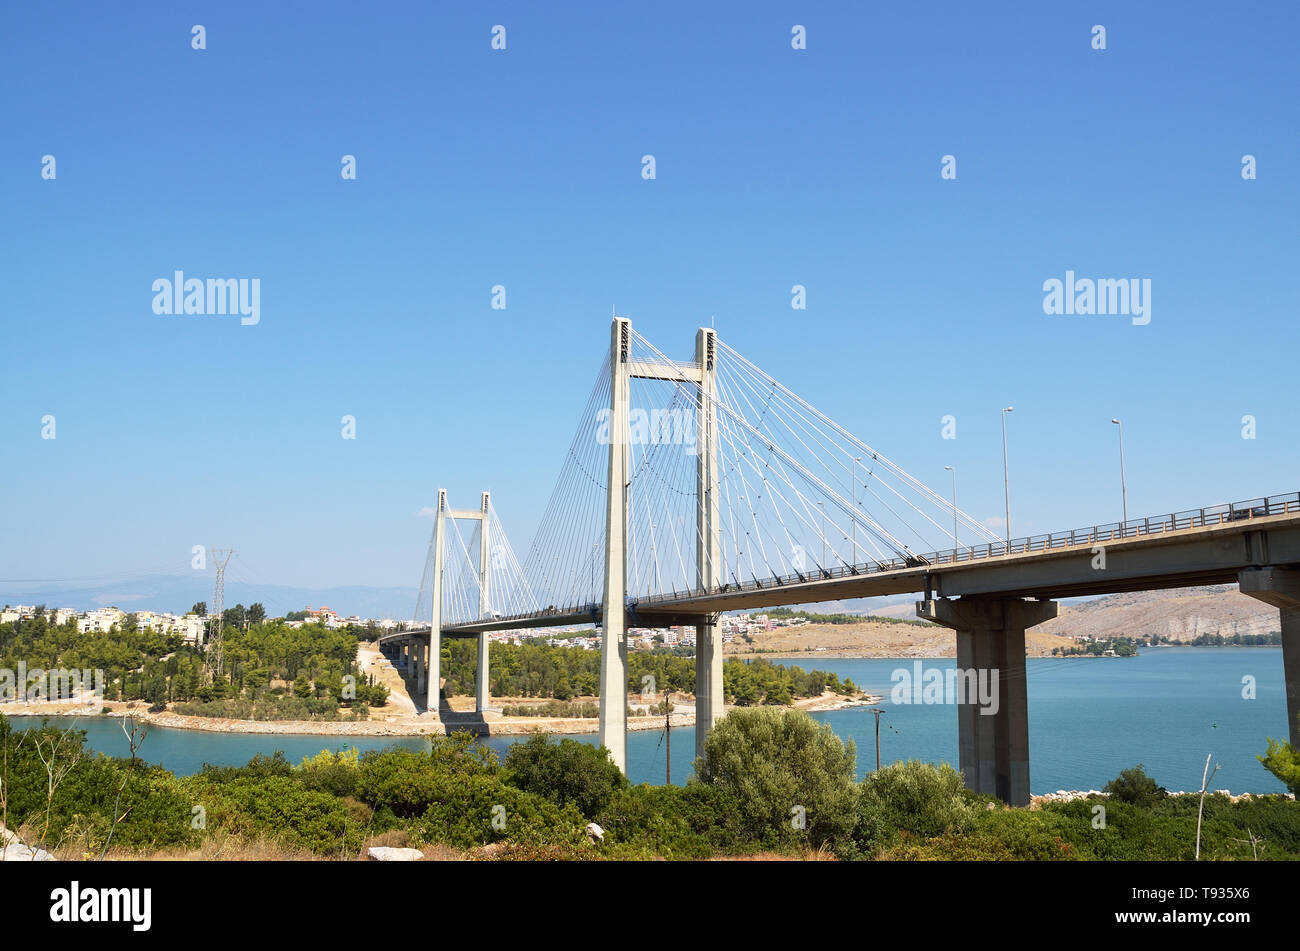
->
<box><xmin>2</xmin><ymin>1</ymin><xmax>1296</xmax><ymax>593</ymax></box>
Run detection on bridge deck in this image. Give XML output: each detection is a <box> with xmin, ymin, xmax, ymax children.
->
<box><xmin>384</xmin><ymin>497</ymin><xmax>1300</xmax><ymax>640</ymax></box>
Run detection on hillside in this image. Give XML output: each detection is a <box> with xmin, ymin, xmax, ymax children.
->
<box><xmin>722</xmin><ymin>617</ymin><xmax>1074</xmax><ymax>659</ymax></box>
<box><xmin>722</xmin><ymin>584</ymin><xmax>1281</xmax><ymax>659</ymax></box>
<box><xmin>1038</xmin><ymin>584</ymin><xmax>1279</xmax><ymax>641</ymax></box>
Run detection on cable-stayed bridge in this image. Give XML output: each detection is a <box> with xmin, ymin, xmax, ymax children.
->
<box><xmin>381</xmin><ymin>317</ymin><xmax>1300</xmax><ymax>805</ymax></box>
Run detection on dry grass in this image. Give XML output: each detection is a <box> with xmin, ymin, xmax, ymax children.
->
<box><xmin>95</xmin><ymin>832</ymin><xmax>323</xmax><ymax>862</ymax></box>
<box><xmin>708</xmin><ymin>845</ymin><xmax>840</xmax><ymax>861</ymax></box>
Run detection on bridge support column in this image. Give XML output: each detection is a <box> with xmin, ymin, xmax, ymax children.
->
<box><xmin>476</xmin><ymin>633</ymin><xmax>490</xmax><ymax>713</ymax></box>
<box><xmin>599</xmin><ymin>318</ymin><xmax>631</xmax><ymax>771</ymax></box>
<box><xmin>695</xmin><ymin>622</ymin><xmax>723</xmax><ymax>760</ymax></box>
<box><xmin>414</xmin><ymin>643</ymin><xmax>426</xmax><ymax>698</ymax></box>
<box><xmin>916</xmin><ymin>596</ymin><xmax>1058</xmax><ymax>806</ymax></box>
<box><xmin>1239</xmin><ymin>567</ymin><xmax>1300</xmax><ymax>748</ymax></box>
<box><xmin>427</xmin><ymin>635</ymin><xmax>440</xmax><ymax>717</ymax></box>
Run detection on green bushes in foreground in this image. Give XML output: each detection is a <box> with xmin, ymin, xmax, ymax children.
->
<box><xmin>1</xmin><ymin>710</ymin><xmax>1296</xmax><ymax>860</ymax></box>
<box><xmin>853</xmin><ymin>759</ymin><xmax>977</xmax><ymax>854</ymax></box>
<box><xmin>694</xmin><ymin>706</ymin><xmax>859</xmax><ymax>850</ymax></box>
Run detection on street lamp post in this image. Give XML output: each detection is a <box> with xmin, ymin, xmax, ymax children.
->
<box><xmin>1001</xmin><ymin>406</ymin><xmax>1014</xmax><ymax>552</ymax></box>
<box><xmin>1111</xmin><ymin>418</ymin><xmax>1128</xmax><ymax>532</ymax></box>
<box><xmin>852</xmin><ymin>456</ymin><xmax>861</xmax><ymax>566</ymax></box>
<box><xmin>945</xmin><ymin>465</ymin><xmax>957</xmax><ymax>557</ymax></box>
<box><xmin>817</xmin><ymin>501</ymin><xmax>826</xmax><ymax>572</ymax></box>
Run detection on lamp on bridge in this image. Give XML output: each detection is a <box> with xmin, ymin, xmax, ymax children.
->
<box><xmin>1001</xmin><ymin>406</ymin><xmax>1014</xmax><ymax>551</ymax></box>
<box><xmin>1111</xmin><ymin>418</ymin><xmax>1128</xmax><ymax>530</ymax></box>
<box><xmin>945</xmin><ymin>465</ymin><xmax>957</xmax><ymax>554</ymax></box>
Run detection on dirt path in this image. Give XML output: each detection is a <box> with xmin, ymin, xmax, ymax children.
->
<box><xmin>357</xmin><ymin>643</ymin><xmax>417</xmax><ymax>717</ymax></box>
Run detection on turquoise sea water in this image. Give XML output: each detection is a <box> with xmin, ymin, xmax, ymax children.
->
<box><xmin>17</xmin><ymin>648</ymin><xmax>1290</xmax><ymax>795</ymax></box>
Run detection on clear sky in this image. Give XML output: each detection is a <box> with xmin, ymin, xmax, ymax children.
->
<box><xmin>2</xmin><ymin>1</ymin><xmax>1296</xmax><ymax>592</ymax></box>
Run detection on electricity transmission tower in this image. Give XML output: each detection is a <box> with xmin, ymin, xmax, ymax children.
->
<box><xmin>206</xmin><ymin>548</ymin><xmax>234</xmax><ymax>681</ymax></box>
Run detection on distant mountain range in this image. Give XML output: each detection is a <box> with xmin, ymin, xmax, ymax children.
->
<box><xmin>0</xmin><ymin>574</ymin><xmax>420</xmax><ymax>621</ymax></box>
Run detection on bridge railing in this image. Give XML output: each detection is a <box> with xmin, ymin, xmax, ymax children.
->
<box><xmin>634</xmin><ymin>489</ymin><xmax>1300</xmax><ymax>606</ymax></box>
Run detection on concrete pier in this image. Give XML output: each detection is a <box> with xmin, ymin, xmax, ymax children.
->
<box><xmin>1239</xmin><ymin>566</ymin><xmax>1300</xmax><ymax>747</ymax></box>
<box><xmin>917</xmin><ymin>596</ymin><xmax>1058</xmax><ymax>806</ymax></box>
<box><xmin>475</xmin><ymin>633</ymin><xmax>490</xmax><ymax>713</ymax></box>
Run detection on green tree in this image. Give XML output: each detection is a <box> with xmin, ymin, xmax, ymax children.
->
<box><xmin>694</xmin><ymin>707</ymin><xmax>858</xmax><ymax>849</ymax></box>
<box><xmin>504</xmin><ymin>735</ymin><xmax>627</xmax><ymax>817</ymax></box>
<box><xmin>1103</xmin><ymin>764</ymin><xmax>1168</xmax><ymax>807</ymax></box>
<box><xmin>853</xmin><ymin>759</ymin><xmax>976</xmax><ymax>854</ymax></box>
<box><xmin>1259</xmin><ymin>715</ymin><xmax>1300</xmax><ymax>795</ymax></box>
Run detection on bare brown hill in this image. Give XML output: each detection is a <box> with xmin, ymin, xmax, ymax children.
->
<box><xmin>722</xmin><ymin>618</ymin><xmax>1073</xmax><ymax>659</ymax></box>
<box><xmin>1038</xmin><ymin>585</ymin><xmax>1279</xmax><ymax>641</ymax></box>
<box><xmin>722</xmin><ymin>584</ymin><xmax>1280</xmax><ymax>659</ymax></box>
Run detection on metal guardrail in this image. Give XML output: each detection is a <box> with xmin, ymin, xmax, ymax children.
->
<box><xmin>632</xmin><ymin>489</ymin><xmax>1300</xmax><ymax>607</ymax></box>
<box><xmin>446</xmin><ymin>491</ymin><xmax>1299</xmax><ymax>626</ymax></box>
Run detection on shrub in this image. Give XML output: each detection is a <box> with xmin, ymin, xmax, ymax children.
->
<box><xmin>1259</xmin><ymin>718</ymin><xmax>1300</xmax><ymax>795</ymax></box>
<box><xmin>878</xmin><ymin>808</ymin><xmax>1079</xmax><ymax>861</ymax></box>
<box><xmin>196</xmin><ymin>751</ymin><xmax>294</xmax><ymax>783</ymax></box>
<box><xmin>853</xmin><ymin>760</ymin><xmax>976</xmax><ymax>854</ymax></box>
<box><xmin>407</xmin><ymin>772</ymin><xmax>590</xmax><ymax>852</ymax></box>
<box><xmin>596</xmin><ymin>782</ymin><xmax>749</xmax><ymax>859</ymax></box>
<box><xmin>503</xmin><ymin>735</ymin><xmax>627</xmax><ymax>817</ymax></box>
<box><xmin>296</xmin><ymin>747</ymin><xmax>362</xmax><ymax>798</ymax></box>
<box><xmin>695</xmin><ymin>707</ymin><xmax>858</xmax><ymax>849</ymax></box>
<box><xmin>429</xmin><ymin>731</ymin><xmax>500</xmax><ymax>780</ymax></box>
<box><xmin>356</xmin><ymin>750</ymin><xmax>445</xmax><ymax>818</ymax></box>
<box><xmin>0</xmin><ymin>720</ymin><xmax>195</xmax><ymax>853</ymax></box>
<box><xmin>1103</xmin><ymin>764</ymin><xmax>1167</xmax><ymax>807</ymax></box>
<box><xmin>183</xmin><ymin>773</ymin><xmax>369</xmax><ymax>856</ymax></box>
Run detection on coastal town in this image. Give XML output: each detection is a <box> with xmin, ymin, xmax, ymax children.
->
<box><xmin>0</xmin><ymin>602</ymin><xmax>808</xmax><ymax>654</ymax></box>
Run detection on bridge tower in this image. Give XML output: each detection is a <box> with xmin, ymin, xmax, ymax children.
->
<box><xmin>599</xmin><ymin>318</ymin><xmax>632</xmax><ymax>769</ymax></box>
<box><xmin>426</xmin><ymin>488</ymin><xmax>447</xmax><ymax>718</ymax></box>
<box><xmin>598</xmin><ymin>318</ymin><xmax>724</xmax><ymax>772</ymax></box>
<box><xmin>476</xmin><ymin>491</ymin><xmax>492</xmax><ymax>713</ymax></box>
<box><xmin>694</xmin><ymin>327</ymin><xmax>723</xmax><ymax>760</ymax></box>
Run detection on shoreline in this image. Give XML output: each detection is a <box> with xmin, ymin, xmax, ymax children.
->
<box><xmin>0</xmin><ymin>690</ymin><xmax>880</xmax><ymax>738</ymax></box>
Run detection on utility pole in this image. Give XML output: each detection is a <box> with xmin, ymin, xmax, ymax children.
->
<box><xmin>664</xmin><ymin>689</ymin><xmax>672</xmax><ymax>785</ymax></box>
<box><xmin>206</xmin><ymin>548</ymin><xmax>234</xmax><ymax>682</ymax></box>
<box><xmin>865</xmin><ymin>706</ymin><xmax>884</xmax><ymax>771</ymax></box>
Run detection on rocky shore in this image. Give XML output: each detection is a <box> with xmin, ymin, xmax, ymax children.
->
<box><xmin>1030</xmin><ymin>788</ymin><xmax>1294</xmax><ymax>806</ymax></box>
<box><xmin>2</xmin><ymin>690</ymin><xmax>877</xmax><ymax>738</ymax></box>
